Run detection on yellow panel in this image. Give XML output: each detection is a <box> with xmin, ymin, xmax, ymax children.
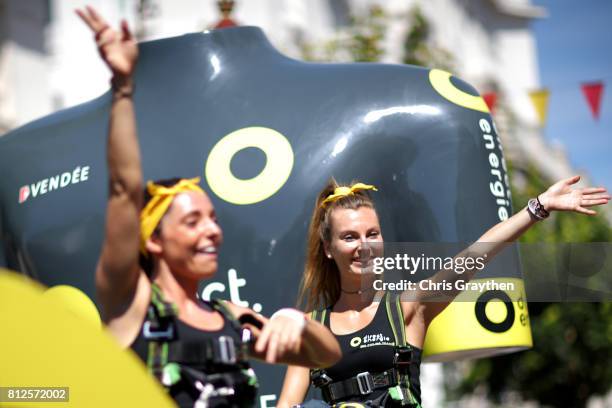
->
<box><xmin>42</xmin><ymin>285</ymin><xmax>101</xmax><ymax>329</ymax></box>
<box><xmin>0</xmin><ymin>270</ymin><xmax>175</xmax><ymax>407</ymax></box>
<box><xmin>423</xmin><ymin>278</ymin><xmax>532</xmax><ymax>361</ymax></box>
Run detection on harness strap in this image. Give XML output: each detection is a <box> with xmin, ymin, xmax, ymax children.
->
<box><xmin>167</xmin><ymin>336</ymin><xmax>248</xmax><ymax>367</ymax></box>
<box><xmin>209</xmin><ymin>298</ymin><xmax>243</xmax><ymax>334</ymax></box>
<box><xmin>145</xmin><ymin>284</ymin><xmax>179</xmax><ymax>380</ymax></box>
<box><xmin>209</xmin><ymin>298</ymin><xmax>259</xmax><ymax>360</ymax></box>
<box><xmin>309</xmin><ymin>307</ymin><xmax>329</xmax><ymax>386</ymax></box>
<box><xmin>150</xmin><ymin>283</ymin><xmax>179</xmax><ymax>318</ymax></box>
<box><xmin>322</xmin><ymin>369</ymin><xmax>402</xmax><ymax>403</ymax></box>
<box><xmin>311</xmin><ymin>307</ymin><xmax>328</xmax><ymax>325</ymax></box>
<box><xmin>384</xmin><ymin>292</ymin><xmax>406</xmax><ymax>347</ymax></box>
<box><xmin>385</xmin><ymin>292</ymin><xmax>421</xmax><ymax>407</ymax></box>
<box><xmin>145</xmin><ymin>286</ymin><xmax>250</xmax><ymax>379</ymax></box>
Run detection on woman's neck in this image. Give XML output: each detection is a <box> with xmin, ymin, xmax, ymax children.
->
<box><xmin>335</xmin><ymin>272</ymin><xmax>380</xmax><ymax>311</ymax></box>
<box><xmin>151</xmin><ymin>262</ymin><xmax>226</xmax><ymax>330</ymax></box>
<box><xmin>334</xmin><ymin>290</ymin><xmax>379</xmax><ymax>312</ymax></box>
<box><xmin>151</xmin><ymin>262</ymin><xmax>199</xmax><ymax>308</ymax></box>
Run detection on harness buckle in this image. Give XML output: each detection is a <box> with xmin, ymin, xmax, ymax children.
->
<box><xmin>218</xmin><ymin>335</ymin><xmax>237</xmax><ymax>364</ymax></box>
<box><xmin>310</xmin><ymin>370</ymin><xmax>332</xmax><ymax>388</ymax></box>
<box><xmin>356</xmin><ymin>372</ymin><xmax>374</xmax><ymax>395</ymax></box>
<box><xmin>241</xmin><ymin>327</ymin><xmax>254</xmax><ymax>344</ymax></box>
<box><xmin>143</xmin><ymin>321</ymin><xmax>175</xmax><ymax>340</ymax></box>
<box><xmin>393</xmin><ymin>346</ymin><xmax>413</xmax><ymax>370</ymax></box>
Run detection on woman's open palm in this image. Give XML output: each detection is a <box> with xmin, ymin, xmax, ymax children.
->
<box><xmin>542</xmin><ymin>175</ymin><xmax>610</xmax><ymax>215</ymax></box>
<box><xmin>76</xmin><ymin>6</ymin><xmax>138</xmax><ymax>76</ymax></box>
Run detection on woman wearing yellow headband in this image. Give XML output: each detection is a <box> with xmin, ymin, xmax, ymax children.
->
<box><xmin>76</xmin><ymin>7</ymin><xmax>340</xmax><ymax>407</ymax></box>
<box><xmin>278</xmin><ymin>178</ymin><xmax>609</xmax><ymax>407</ymax></box>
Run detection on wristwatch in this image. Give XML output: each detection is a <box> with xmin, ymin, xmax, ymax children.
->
<box><xmin>527</xmin><ymin>196</ymin><xmax>550</xmax><ymax>220</ymax></box>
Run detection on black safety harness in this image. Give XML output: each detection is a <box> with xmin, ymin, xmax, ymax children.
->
<box><xmin>310</xmin><ymin>293</ymin><xmax>422</xmax><ymax>407</ymax></box>
<box><xmin>143</xmin><ymin>283</ymin><xmax>258</xmax><ymax>407</ymax></box>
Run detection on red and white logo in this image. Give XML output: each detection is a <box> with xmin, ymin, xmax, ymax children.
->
<box><xmin>19</xmin><ymin>185</ymin><xmax>30</xmax><ymax>203</ymax></box>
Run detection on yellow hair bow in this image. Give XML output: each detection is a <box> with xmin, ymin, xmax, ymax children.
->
<box><xmin>320</xmin><ymin>183</ymin><xmax>378</xmax><ymax>208</ymax></box>
<box><xmin>140</xmin><ymin>177</ymin><xmax>204</xmax><ymax>254</ymax></box>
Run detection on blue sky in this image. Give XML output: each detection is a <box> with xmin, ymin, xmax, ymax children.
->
<box><xmin>532</xmin><ymin>0</ymin><xmax>612</xmax><ymax>190</ymax></box>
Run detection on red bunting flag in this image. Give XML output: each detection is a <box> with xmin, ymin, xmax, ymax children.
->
<box><xmin>482</xmin><ymin>92</ymin><xmax>497</xmax><ymax>114</ymax></box>
<box><xmin>580</xmin><ymin>81</ymin><xmax>604</xmax><ymax>120</ymax></box>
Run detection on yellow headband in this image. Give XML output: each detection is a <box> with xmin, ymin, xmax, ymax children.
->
<box><xmin>320</xmin><ymin>183</ymin><xmax>378</xmax><ymax>208</ymax></box>
<box><xmin>140</xmin><ymin>177</ymin><xmax>204</xmax><ymax>254</ymax></box>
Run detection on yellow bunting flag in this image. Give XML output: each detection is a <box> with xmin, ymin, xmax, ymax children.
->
<box><xmin>529</xmin><ymin>89</ymin><xmax>550</xmax><ymax>127</ymax></box>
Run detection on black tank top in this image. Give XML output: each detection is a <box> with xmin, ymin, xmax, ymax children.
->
<box><xmin>320</xmin><ymin>298</ymin><xmax>422</xmax><ymax>405</ymax></box>
<box><xmin>131</xmin><ymin>300</ymin><xmax>243</xmax><ymax>407</ymax></box>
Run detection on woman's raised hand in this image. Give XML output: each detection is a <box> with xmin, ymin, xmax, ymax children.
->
<box><xmin>255</xmin><ymin>309</ymin><xmax>306</xmax><ymax>363</ymax></box>
<box><xmin>76</xmin><ymin>6</ymin><xmax>138</xmax><ymax>77</ymax></box>
<box><xmin>539</xmin><ymin>175</ymin><xmax>610</xmax><ymax>215</ymax></box>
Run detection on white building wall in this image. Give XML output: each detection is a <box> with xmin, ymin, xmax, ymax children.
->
<box><xmin>0</xmin><ymin>0</ymin><xmax>51</xmax><ymax>128</ymax></box>
<box><xmin>6</xmin><ymin>42</ymin><xmax>52</xmax><ymax>123</ymax></box>
<box><xmin>0</xmin><ymin>0</ymin><xmax>551</xmax><ymax>135</ymax></box>
<box><xmin>13</xmin><ymin>0</ymin><xmax>358</xmax><ymax>117</ymax></box>
<box><xmin>0</xmin><ymin>43</ymin><xmax>17</xmax><ymax>132</ymax></box>
<box><xmin>47</xmin><ymin>0</ymin><xmax>139</xmax><ymax>110</ymax></box>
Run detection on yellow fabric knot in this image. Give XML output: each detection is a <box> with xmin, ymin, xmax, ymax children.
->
<box><xmin>140</xmin><ymin>177</ymin><xmax>204</xmax><ymax>254</ymax></box>
<box><xmin>320</xmin><ymin>183</ymin><xmax>378</xmax><ymax>208</ymax></box>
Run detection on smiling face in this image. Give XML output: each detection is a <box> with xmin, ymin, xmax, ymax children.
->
<box><xmin>146</xmin><ymin>190</ymin><xmax>223</xmax><ymax>280</ymax></box>
<box><xmin>325</xmin><ymin>206</ymin><xmax>383</xmax><ymax>279</ymax></box>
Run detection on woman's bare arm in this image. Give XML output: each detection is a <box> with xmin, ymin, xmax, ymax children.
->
<box><xmin>277</xmin><ymin>365</ymin><xmax>311</xmax><ymax>408</ymax></box>
<box><xmin>226</xmin><ymin>303</ymin><xmax>341</xmax><ymax>368</ymax></box>
<box><xmin>416</xmin><ymin>175</ymin><xmax>610</xmax><ymax>322</ymax></box>
<box><xmin>258</xmin><ymin>316</ymin><xmax>341</xmax><ymax>368</ymax></box>
<box><xmin>76</xmin><ymin>7</ymin><xmax>146</xmax><ymax>323</ymax></box>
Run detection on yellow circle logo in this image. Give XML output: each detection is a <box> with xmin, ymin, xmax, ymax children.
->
<box><xmin>429</xmin><ymin>69</ymin><xmax>489</xmax><ymax>113</ymax></box>
<box><xmin>350</xmin><ymin>336</ymin><xmax>362</xmax><ymax>348</ymax></box>
<box><xmin>205</xmin><ymin>126</ymin><xmax>294</xmax><ymax>205</ymax></box>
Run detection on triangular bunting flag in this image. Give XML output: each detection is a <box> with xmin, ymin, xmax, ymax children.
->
<box><xmin>529</xmin><ymin>89</ymin><xmax>550</xmax><ymax>127</ymax></box>
<box><xmin>482</xmin><ymin>92</ymin><xmax>497</xmax><ymax>114</ymax></box>
<box><xmin>580</xmin><ymin>81</ymin><xmax>604</xmax><ymax>120</ymax></box>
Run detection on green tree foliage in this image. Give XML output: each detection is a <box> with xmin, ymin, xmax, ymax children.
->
<box><xmin>450</xmin><ymin>303</ymin><xmax>612</xmax><ymax>407</ymax></box>
<box><xmin>298</xmin><ymin>5</ymin><xmax>386</xmax><ymax>63</ymax></box>
<box><xmin>346</xmin><ymin>5</ymin><xmax>387</xmax><ymax>62</ymax></box>
<box><xmin>402</xmin><ymin>7</ymin><xmax>454</xmax><ymax>71</ymax></box>
<box><xmin>299</xmin><ymin>5</ymin><xmax>453</xmax><ymax>70</ymax></box>
<box><xmin>450</xmin><ymin>163</ymin><xmax>612</xmax><ymax>407</ymax></box>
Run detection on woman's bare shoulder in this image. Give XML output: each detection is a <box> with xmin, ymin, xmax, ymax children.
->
<box><xmin>103</xmin><ymin>271</ymin><xmax>152</xmax><ymax>347</ymax></box>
